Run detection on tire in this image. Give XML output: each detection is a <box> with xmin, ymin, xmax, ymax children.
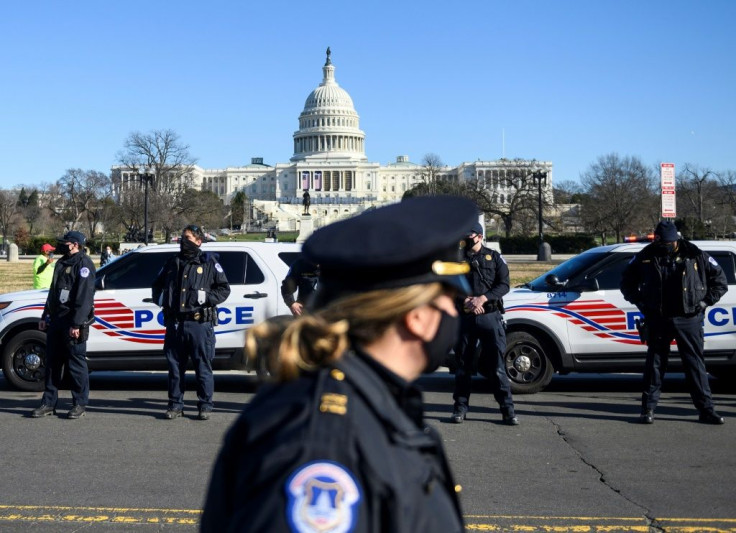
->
<box><xmin>2</xmin><ymin>330</ymin><xmax>47</xmax><ymax>392</ymax></box>
<box><xmin>504</xmin><ymin>331</ymin><xmax>554</xmax><ymax>394</ymax></box>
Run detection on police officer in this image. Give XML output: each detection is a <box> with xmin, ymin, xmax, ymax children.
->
<box><xmin>31</xmin><ymin>231</ymin><xmax>95</xmax><ymax>419</ymax></box>
<box><xmin>201</xmin><ymin>196</ymin><xmax>474</xmax><ymax>532</ymax></box>
<box><xmin>451</xmin><ymin>222</ymin><xmax>517</xmax><ymax>425</ymax></box>
<box><xmin>152</xmin><ymin>224</ymin><xmax>230</xmax><ymax>420</ymax></box>
<box><xmin>621</xmin><ymin>220</ymin><xmax>727</xmax><ymax>425</ymax></box>
<box><xmin>280</xmin><ymin>257</ymin><xmax>320</xmax><ymax>316</ymax></box>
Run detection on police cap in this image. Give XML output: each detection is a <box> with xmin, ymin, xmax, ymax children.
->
<box><xmin>58</xmin><ymin>230</ymin><xmax>86</xmax><ymax>246</ymax></box>
<box><xmin>468</xmin><ymin>222</ymin><xmax>483</xmax><ymax>236</ymax></box>
<box><xmin>654</xmin><ymin>220</ymin><xmax>679</xmax><ymax>242</ymax></box>
<box><xmin>302</xmin><ymin>195</ymin><xmax>477</xmax><ymax>300</ymax></box>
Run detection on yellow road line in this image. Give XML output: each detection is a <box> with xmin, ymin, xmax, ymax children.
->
<box><xmin>0</xmin><ymin>504</ymin><xmax>200</xmax><ymax>526</ymax></box>
<box><xmin>1</xmin><ymin>506</ymin><xmax>735</xmax><ymax>531</ymax></box>
<box><xmin>465</xmin><ymin>515</ymin><xmax>736</xmax><ymax>532</ymax></box>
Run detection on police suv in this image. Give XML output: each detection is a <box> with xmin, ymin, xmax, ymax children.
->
<box><xmin>0</xmin><ymin>242</ymin><xmax>300</xmax><ymax>391</ymax></box>
<box><xmin>500</xmin><ymin>241</ymin><xmax>736</xmax><ymax>394</ymax></box>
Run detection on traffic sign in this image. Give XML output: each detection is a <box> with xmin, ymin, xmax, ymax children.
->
<box><xmin>660</xmin><ymin>163</ymin><xmax>676</xmax><ymax>218</ymax></box>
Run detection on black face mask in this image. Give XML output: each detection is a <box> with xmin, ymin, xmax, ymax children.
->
<box><xmin>55</xmin><ymin>243</ymin><xmax>70</xmax><ymax>256</ymax></box>
<box><xmin>179</xmin><ymin>237</ymin><xmax>200</xmax><ymax>259</ymax></box>
<box><xmin>463</xmin><ymin>237</ymin><xmax>477</xmax><ymax>250</ymax></box>
<box><xmin>422</xmin><ymin>310</ymin><xmax>460</xmax><ymax>374</ymax></box>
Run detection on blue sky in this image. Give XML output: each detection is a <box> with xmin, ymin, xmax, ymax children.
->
<box><xmin>1</xmin><ymin>1</ymin><xmax>734</xmax><ymax>188</ymax></box>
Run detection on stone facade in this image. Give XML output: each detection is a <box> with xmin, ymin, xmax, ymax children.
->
<box><xmin>115</xmin><ymin>49</ymin><xmax>554</xmax><ymax>232</ymax></box>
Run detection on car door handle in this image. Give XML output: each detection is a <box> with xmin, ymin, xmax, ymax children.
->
<box><xmin>142</xmin><ymin>298</ymin><xmax>153</xmax><ymax>303</ymax></box>
<box><xmin>243</xmin><ymin>292</ymin><xmax>268</xmax><ymax>299</ymax></box>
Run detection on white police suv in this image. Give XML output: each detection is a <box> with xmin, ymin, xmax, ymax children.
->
<box><xmin>501</xmin><ymin>241</ymin><xmax>736</xmax><ymax>394</ymax></box>
<box><xmin>0</xmin><ymin>242</ymin><xmax>300</xmax><ymax>391</ymax></box>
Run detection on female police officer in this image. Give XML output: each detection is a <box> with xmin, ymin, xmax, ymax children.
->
<box><xmin>201</xmin><ymin>196</ymin><xmax>477</xmax><ymax>533</ymax></box>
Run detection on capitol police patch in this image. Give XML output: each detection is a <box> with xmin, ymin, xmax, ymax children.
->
<box><xmin>215</xmin><ymin>262</ymin><xmax>223</xmax><ymax>273</ymax></box>
<box><xmin>80</xmin><ymin>267</ymin><xmax>90</xmax><ymax>278</ymax></box>
<box><xmin>285</xmin><ymin>461</ymin><xmax>362</xmax><ymax>533</ymax></box>
<box><xmin>709</xmin><ymin>256</ymin><xmax>719</xmax><ymax>267</ymax></box>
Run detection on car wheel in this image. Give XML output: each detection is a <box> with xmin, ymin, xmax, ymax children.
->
<box><xmin>504</xmin><ymin>331</ymin><xmax>554</xmax><ymax>394</ymax></box>
<box><xmin>2</xmin><ymin>330</ymin><xmax>47</xmax><ymax>392</ymax></box>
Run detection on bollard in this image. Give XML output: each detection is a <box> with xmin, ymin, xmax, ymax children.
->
<box><xmin>8</xmin><ymin>243</ymin><xmax>19</xmax><ymax>262</ymax></box>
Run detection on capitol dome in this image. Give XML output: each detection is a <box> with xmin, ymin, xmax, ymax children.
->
<box><xmin>291</xmin><ymin>48</ymin><xmax>367</xmax><ymax>162</ymax></box>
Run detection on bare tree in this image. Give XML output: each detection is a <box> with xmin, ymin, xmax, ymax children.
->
<box><xmin>676</xmin><ymin>164</ymin><xmax>729</xmax><ymax>239</ymax></box>
<box><xmin>465</xmin><ymin>159</ymin><xmax>547</xmax><ymax>238</ymax></box>
<box><xmin>0</xmin><ymin>189</ymin><xmax>20</xmax><ymax>253</ymax></box>
<box><xmin>419</xmin><ymin>153</ymin><xmax>445</xmax><ymax>195</ymax></box>
<box><xmin>553</xmin><ymin>180</ymin><xmax>584</xmax><ymax>204</ymax></box>
<box><xmin>580</xmin><ymin>153</ymin><xmax>658</xmax><ymax>242</ymax></box>
<box><xmin>405</xmin><ymin>158</ymin><xmax>552</xmax><ymax>238</ymax></box>
<box><xmin>57</xmin><ymin>169</ymin><xmax>113</xmax><ymax>238</ymax></box>
<box><xmin>117</xmin><ymin>129</ymin><xmax>198</xmax><ymax>242</ymax></box>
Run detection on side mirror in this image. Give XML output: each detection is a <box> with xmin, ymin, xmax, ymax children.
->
<box><xmin>95</xmin><ymin>275</ymin><xmax>105</xmax><ymax>291</ymax></box>
<box><xmin>545</xmin><ymin>274</ymin><xmax>564</xmax><ymax>289</ymax></box>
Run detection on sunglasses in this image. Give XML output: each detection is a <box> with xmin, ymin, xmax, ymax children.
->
<box><xmin>183</xmin><ymin>225</ymin><xmax>204</xmax><ymax>238</ymax></box>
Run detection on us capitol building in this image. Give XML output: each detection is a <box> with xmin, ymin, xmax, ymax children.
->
<box><xmin>120</xmin><ymin>49</ymin><xmax>554</xmax><ymax>232</ymax></box>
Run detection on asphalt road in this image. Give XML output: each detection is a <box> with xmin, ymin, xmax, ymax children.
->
<box><xmin>0</xmin><ymin>370</ymin><xmax>734</xmax><ymax>532</ymax></box>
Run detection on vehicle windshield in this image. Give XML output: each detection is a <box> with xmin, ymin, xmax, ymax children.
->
<box><xmin>524</xmin><ymin>251</ymin><xmax>608</xmax><ymax>291</ymax></box>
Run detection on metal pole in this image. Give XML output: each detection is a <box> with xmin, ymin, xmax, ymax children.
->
<box><xmin>534</xmin><ymin>171</ymin><xmax>548</xmax><ymax>261</ymax></box>
<box><xmin>538</xmin><ymin>174</ymin><xmax>543</xmax><ymax>245</ymax></box>
<box><xmin>143</xmin><ymin>174</ymin><xmax>150</xmax><ymax>245</ymax></box>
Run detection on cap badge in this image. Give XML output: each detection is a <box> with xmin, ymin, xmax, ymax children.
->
<box><xmin>432</xmin><ymin>260</ymin><xmax>470</xmax><ymax>276</ymax></box>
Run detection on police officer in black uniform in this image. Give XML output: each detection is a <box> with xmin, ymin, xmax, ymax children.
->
<box><xmin>201</xmin><ymin>196</ymin><xmax>475</xmax><ymax>533</ymax></box>
<box><xmin>31</xmin><ymin>230</ymin><xmax>96</xmax><ymax>419</ymax></box>
<box><xmin>451</xmin><ymin>222</ymin><xmax>518</xmax><ymax>425</ymax></box>
<box><xmin>280</xmin><ymin>257</ymin><xmax>320</xmax><ymax>316</ymax></box>
<box><xmin>152</xmin><ymin>224</ymin><xmax>230</xmax><ymax>420</ymax></box>
<box><xmin>621</xmin><ymin>220</ymin><xmax>727</xmax><ymax>425</ymax></box>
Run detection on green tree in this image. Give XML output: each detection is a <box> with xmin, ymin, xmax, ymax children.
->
<box><xmin>230</xmin><ymin>191</ymin><xmax>247</xmax><ymax>229</ymax></box>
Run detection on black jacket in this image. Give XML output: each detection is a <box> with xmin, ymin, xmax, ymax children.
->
<box><xmin>280</xmin><ymin>257</ymin><xmax>320</xmax><ymax>307</ymax></box>
<box><xmin>201</xmin><ymin>350</ymin><xmax>464</xmax><ymax>533</ymax></box>
<box><xmin>465</xmin><ymin>245</ymin><xmax>510</xmax><ymax>305</ymax></box>
<box><xmin>151</xmin><ymin>250</ymin><xmax>230</xmax><ymax>313</ymax></box>
<box><xmin>620</xmin><ymin>239</ymin><xmax>727</xmax><ymax>317</ymax></box>
<box><xmin>42</xmin><ymin>251</ymin><xmax>96</xmax><ymax>328</ymax></box>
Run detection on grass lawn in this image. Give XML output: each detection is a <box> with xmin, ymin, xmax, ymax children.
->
<box><xmin>0</xmin><ymin>257</ymin><xmax>553</xmax><ymax>296</ymax></box>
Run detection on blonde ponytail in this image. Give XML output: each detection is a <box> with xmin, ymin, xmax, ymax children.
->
<box><xmin>245</xmin><ymin>283</ymin><xmax>445</xmax><ymax>382</ymax></box>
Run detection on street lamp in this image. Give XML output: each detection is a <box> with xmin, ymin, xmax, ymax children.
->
<box><xmin>532</xmin><ymin>170</ymin><xmax>549</xmax><ymax>261</ymax></box>
<box><xmin>137</xmin><ymin>167</ymin><xmax>155</xmax><ymax>245</ymax></box>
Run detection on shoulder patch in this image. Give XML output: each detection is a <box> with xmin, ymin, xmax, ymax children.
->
<box><xmin>285</xmin><ymin>461</ymin><xmax>362</xmax><ymax>533</ymax></box>
<box><xmin>80</xmin><ymin>267</ymin><xmax>90</xmax><ymax>278</ymax></box>
<box><xmin>320</xmin><ymin>393</ymin><xmax>347</xmax><ymax>415</ymax></box>
<box><xmin>709</xmin><ymin>256</ymin><xmax>719</xmax><ymax>267</ymax></box>
<box><xmin>498</xmin><ymin>253</ymin><xmax>507</xmax><ymax>265</ymax></box>
<box><xmin>215</xmin><ymin>262</ymin><xmax>224</xmax><ymax>273</ymax></box>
